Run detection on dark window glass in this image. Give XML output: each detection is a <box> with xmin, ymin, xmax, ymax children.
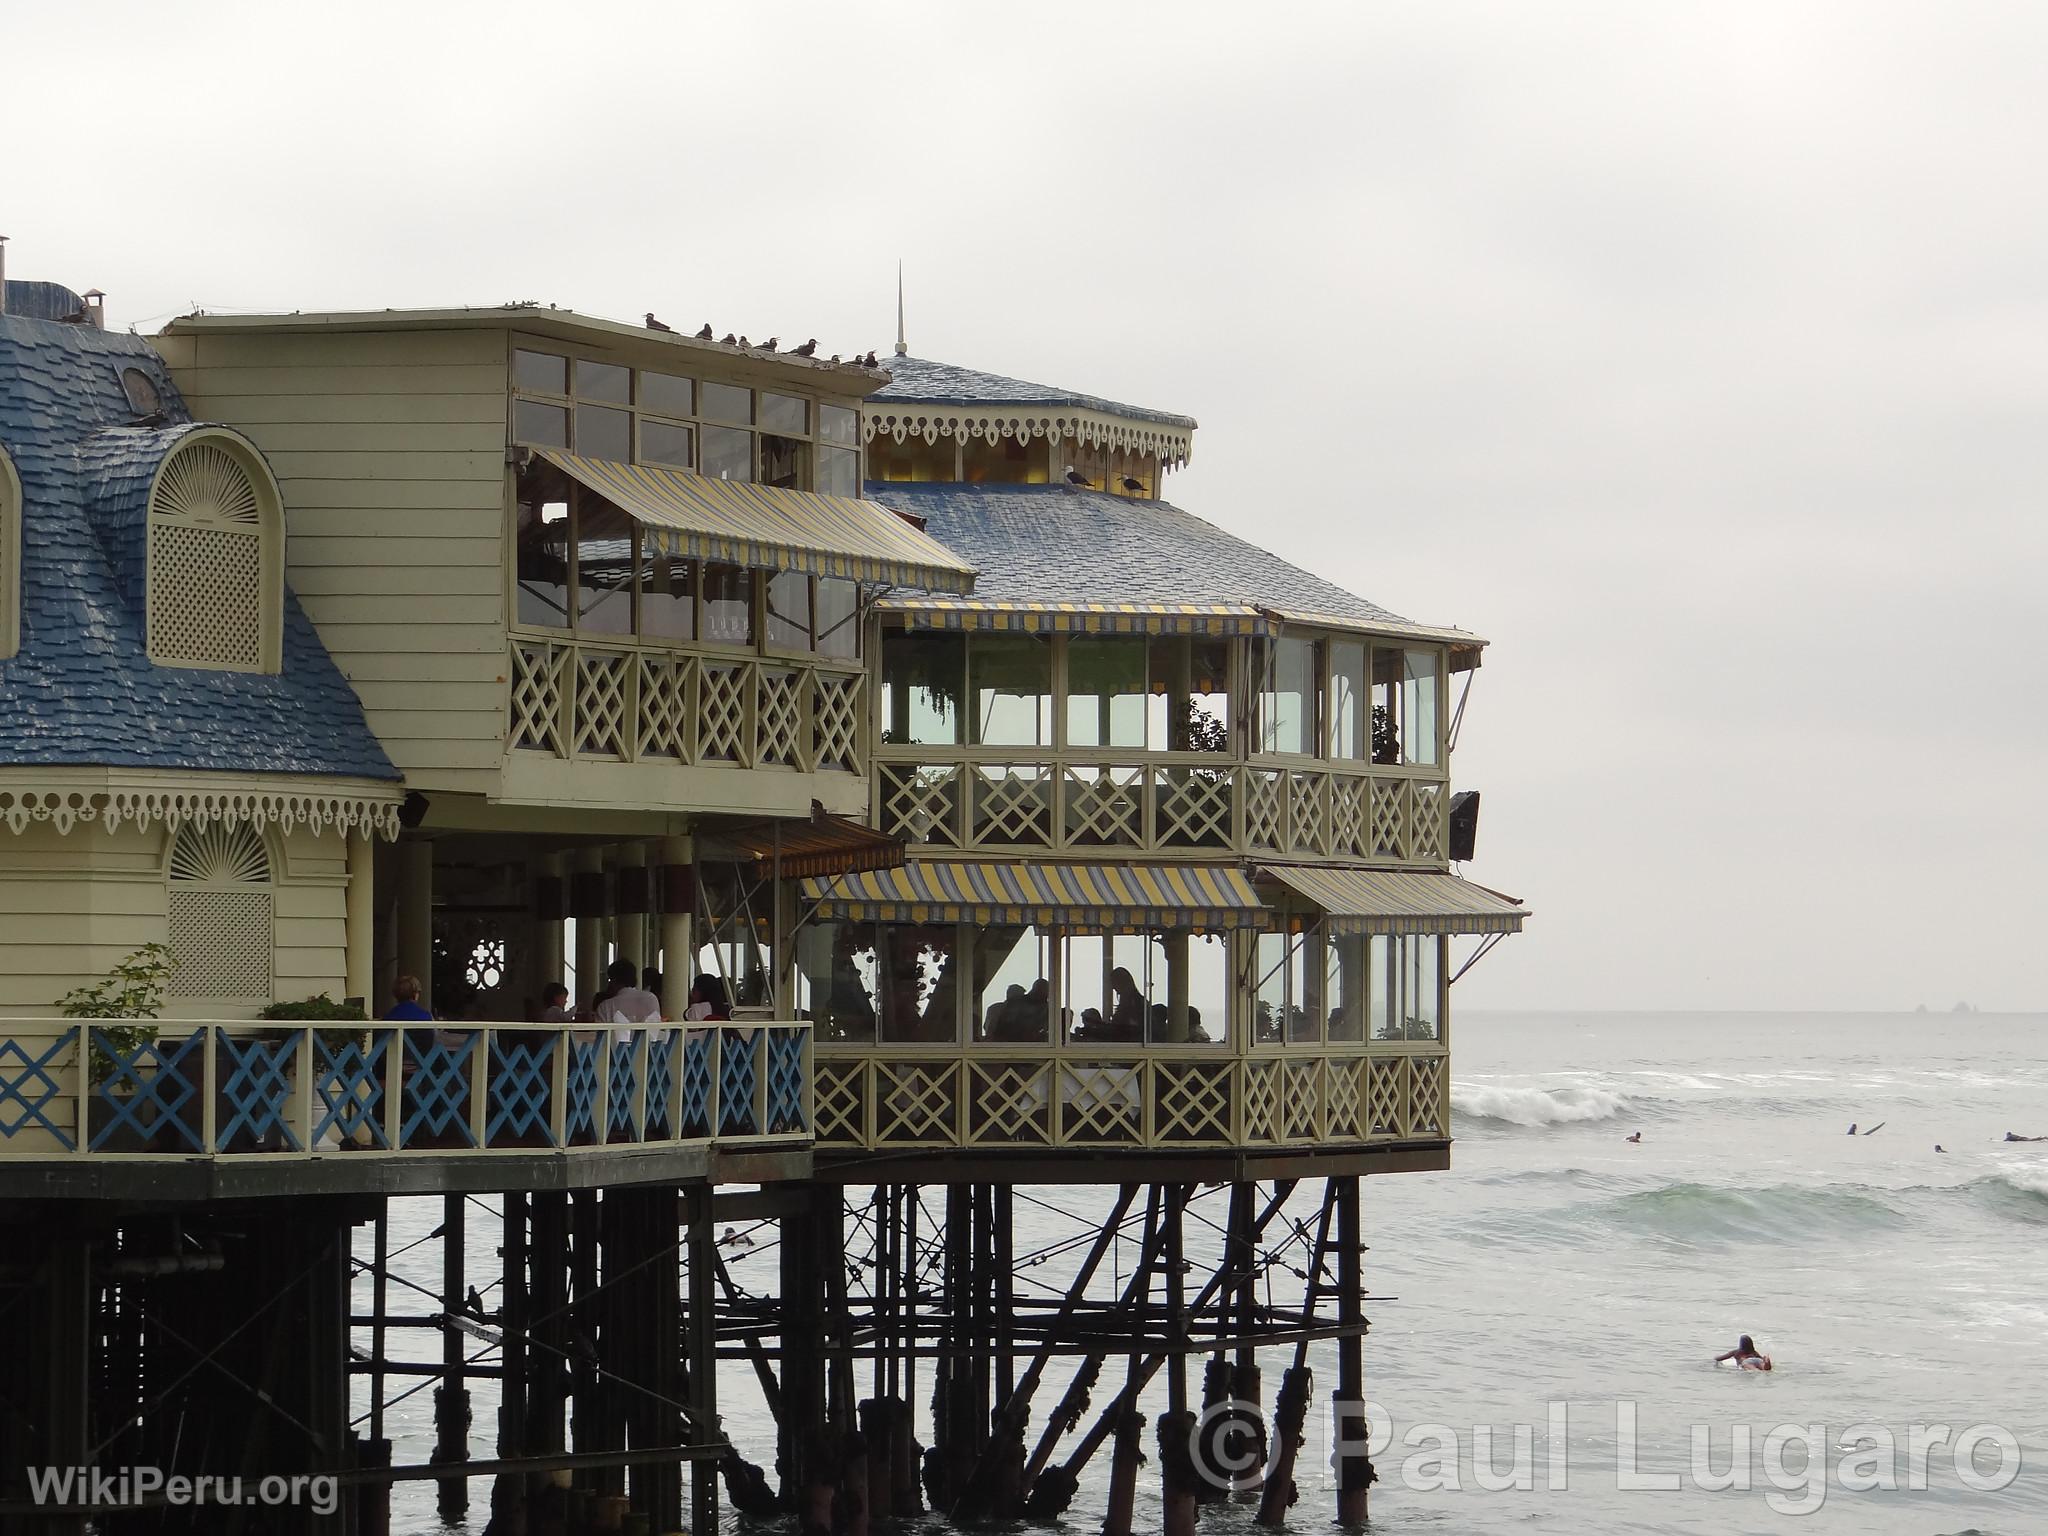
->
<box><xmin>702</xmin><ymin>426</ymin><xmax>753</xmax><ymax>481</ymax></box>
<box><xmin>513</xmin><ymin>350</ymin><xmax>567</xmax><ymax>395</ymax></box>
<box><xmin>879</xmin><ymin>924</ymin><xmax>959</xmax><ymax>1044</ymax></box>
<box><xmin>641</xmin><ymin>371</ymin><xmax>694</xmax><ymax>416</ymax></box>
<box><xmin>766</xmin><ymin>571</ymin><xmax>812</xmax><ymax>650</ymax></box>
<box><xmin>818</xmin><ymin>403</ymin><xmax>859</xmax><ymax>446</ymax></box>
<box><xmin>969</xmin><ymin>634</ymin><xmax>1053</xmax><ymax>747</ymax></box>
<box><xmin>761</xmin><ymin>435</ymin><xmax>807</xmax><ymax>489</ymax></box>
<box><xmin>816</xmin><ymin>445</ymin><xmax>859</xmax><ymax>497</ymax></box>
<box><xmin>1066</xmin><ymin>637</ymin><xmax>1148</xmax><ymax>748</ymax></box>
<box><xmin>702</xmin><ymin>564</ymin><xmax>754</xmax><ymax>646</ymax></box>
<box><xmin>760</xmin><ymin>392</ymin><xmax>808</xmax><ymax>436</ymax></box>
<box><xmin>974</xmin><ymin>926</ymin><xmax>1049</xmax><ymax>1043</ymax></box>
<box><xmin>880</xmin><ymin>631</ymin><xmax>964</xmax><ymax>745</ymax></box>
<box><xmin>640</xmin><ymin>545</ymin><xmax>694</xmax><ymax>640</ymax></box>
<box><xmin>575</xmin><ymin>359</ymin><xmax>630</xmax><ymax>404</ymax></box>
<box><xmin>513</xmin><ymin>399</ymin><xmax>568</xmax><ymax>448</ymax></box>
<box><xmin>815</xmin><ymin>578</ymin><xmax>859</xmax><ymax>660</ymax></box>
<box><xmin>576</xmin><ymin>405</ymin><xmax>631</xmax><ymax>462</ymax></box>
<box><xmin>575</xmin><ymin>493</ymin><xmax>635</xmax><ymax>635</ymax></box>
<box><xmin>641</xmin><ymin>419</ymin><xmax>694</xmax><ymax>469</ymax></box>
<box><xmin>701</xmin><ymin>381</ymin><xmax>753</xmax><ymax>425</ymax></box>
<box><xmin>514</xmin><ymin>463</ymin><xmax>572</xmax><ymax>628</ymax></box>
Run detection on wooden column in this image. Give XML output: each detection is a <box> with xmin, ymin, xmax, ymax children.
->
<box><xmin>434</xmin><ymin>1193</ymin><xmax>471</xmax><ymax>1522</ymax></box>
<box><xmin>395</xmin><ymin>838</ymin><xmax>433</xmax><ymax>1000</ymax></box>
<box><xmin>572</xmin><ymin>847</ymin><xmax>606</xmax><ymax>1009</ymax></box>
<box><xmin>345</xmin><ymin>827</ymin><xmax>375</xmax><ymax>1006</ymax></box>
<box><xmin>658</xmin><ymin>835</ymin><xmax>693</xmax><ymax>996</ymax></box>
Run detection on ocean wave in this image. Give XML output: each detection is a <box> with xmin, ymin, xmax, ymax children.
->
<box><xmin>1451</xmin><ymin>1083</ymin><xmax>1626</xmax><ymax>1127</ymax></box>
<box><xmin>1595</xmin><ymin>1181</ymin><xmax>1909</xmax><ymax>1244</ymax></box>
<box><xmin>1974</xmin><ymin>1169</ymin><xmax>2048</xmax><ymax>1220</ymax></box>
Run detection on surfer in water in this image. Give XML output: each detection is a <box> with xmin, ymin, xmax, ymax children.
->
<box><xmin>1715</xmin><ymin>1335</ymin><xmax>1773</xmax><ymax>1371</ymax></box>
<box><xmin>2005</xmin><ymin>1131</ymin><xmax>2048</xmax><ymax>1143</ymax></box>
<box><xmin>1625</xmin><ymin>1132</ymin><xmax>1642</xmax><ymax>1144</ymax></box>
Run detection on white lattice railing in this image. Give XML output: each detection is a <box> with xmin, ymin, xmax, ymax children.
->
<box><xmin>509</xmin><ymin>637</ymin><xmax>864</xmax><ymax>775</ymax></box>
<box><xmin>813</xmin><ymin>1045</ymin><xmax>1449</xmax><ymax>1151</ymax></box>
<box><xmin>872</xmin><ymin>757</ymin><xmax>1446</xmax><ymax>862</ymax></box>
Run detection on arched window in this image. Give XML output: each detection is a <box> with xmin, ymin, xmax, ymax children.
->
<box><xmin>167</xmin><ymin>822</ymin><xmax>276</xmax><ymax>1002</ymax></box>
<box><xmin>146</xmin><ymin>431</ymin><xmax>283</xmax><ymax>672</ymax></box>
<box><xmin>0</xmin><ymin>445</ymin><xmax>20</xmax><ymax>661</ymax></box>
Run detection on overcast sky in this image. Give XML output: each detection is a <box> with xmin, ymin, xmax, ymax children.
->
<box><xmin>8</xmin><ymin>2</ymin><xmax>2043</xmax><ymax>1011</ymax></box>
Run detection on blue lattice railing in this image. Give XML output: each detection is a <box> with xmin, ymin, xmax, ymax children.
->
<box><xmin>720</xmin><ymin>1027</ymin><xmax>760</xmax><ymax>1136</ymax></box>
<box><xmin>607</xmin><ymin>1040</ymin><xmax>640</xmax><ymax>1140</ymax></box>
<box><xmin>765</xmin><ymin>1029</ymin><xmax>809</xmax><ymax>1136</ymax></box>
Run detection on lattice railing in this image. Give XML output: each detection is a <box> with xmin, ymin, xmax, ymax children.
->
<box><xmin>0</xmin><ymin>1021</ymin><xmax>812</xmax><ymax>1159</ymax></box>
<box><xmin>814</xmin><ymin>1046</ymin><xmax>1451</xmax><ymax>1151</ymax></box>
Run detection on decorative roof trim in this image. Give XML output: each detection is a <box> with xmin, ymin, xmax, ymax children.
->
<box><xmin>863</xmin><ymin>406</ymin><xmax>1194</xmax><ymax>468</ymax></box>
<box><xmin>0</xmin><ymin>770</ymin><xmax>404</xmax><ymax>839</ymax></box>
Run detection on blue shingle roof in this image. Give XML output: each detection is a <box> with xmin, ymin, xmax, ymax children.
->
<box><xmin>872</xmin><ymin>354</ymin><xmax>1197</xmax><ymax>431</ymax></box>
<box><xmin>864</xmin><ymin>481</ymin><xmax>1423</xmax><ymax>630</ymax></box>
<box><xmin>0</xmin><ymin>311</ymin><xmax>398</xmax><ymax>780</ymax></box>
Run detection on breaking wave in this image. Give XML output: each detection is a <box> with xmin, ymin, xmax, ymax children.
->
<box><xmin>1974</xmin><ymin>1169</ymin><xmax>2048</xmax><ymax>1220</ymax></box>
<box><xmin>1596</xmin><ymin>1181</ymin><xmax>1909</xmax><ymax>1243</ymax></box>
<box><xmin>1451</xmin><ymin>1083</ymin><xmax>1626</xmax><ymax>1127</ymax></box>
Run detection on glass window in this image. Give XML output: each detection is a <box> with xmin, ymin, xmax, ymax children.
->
<box><xmin>514</xmin><ymin>462</ymin><xmax>572</xmax><ymax>628</ymax></box>
<box><xmin>816</xmin><ymin>445</ymin><xmax>859</xmax><ymax>497</ymax></box>
<box><xmin>1066</xmin><ymin>637</ymin><xmax>1149</xmax><ymax>749</ymax></box>
<box><xmin>818</xmin><ymin>403</ymin><xmax>859</xmax><ymax>446</ymax></box>
<box><xmin>575</xmin><ymin>404</ymin><xmax>632</xmax><ymax>462</ymax></box>
<box><xmin>881</xmin><ymin>631</ymin><xmax>964</xmax><ymax>745</ymax></box>
<box><xmin>575</xmin><ymin>359</ymin><xmax>631</xmax><ymax>404</ymax></box>
<box><xmin>761</xmin><ymin>434</ymin><xmax>807</xmax><ymax>490</ymax></box>
<box><xmin>1325</xmin><ymin>932</ymin><xmax>1367</xmax><ymax>1041</ymax></box>
<box><xmin>1257</xmin><ymin>637</ymin><xmax>1317</xmax><ymax>756</ymax></box>
<box><xmin>766</xmin><ymin>570</ymin><xmax>812</xmax><ymax>651</ymax></box>
<box><xmin>760</xmin><ymin>392</ymin><xmax>809</xmax><ymax>436</ymax></box>
<box><xmin>1068</xmin><ymin>934</ymin><xmax>1166</xmax><ymax>1045</ymax></box>
<box><xmin>701</xmin><ymin>381</ymin><xmax>753</xmax><ymax>425</ymax></box>
<box><xmin>879</xmin><ymin>924</ymin><xmax>959</xmax><ymax>1044</ymax></box>
<box><xmin>796</xmin><ymin>920</ymin><xmax>878</xmax><ymax>1044</ymax></box>
<box><xmin>1154</xmin><ymin>637</ymin><xmax>1231</xmax><ymax>752</ymax></box>
<box><xmin>1371</xmin><ymin>647</ymin><xmax>1441</xmax><ymax>765</ymax></box>
<box><xmin>815</xmin><ymin>578</ymin><xmax>860</xmax><ymax>660</ymax></box>
<box><xmin>513</xmin><ymin>350</ymin><xmax>567</xmax><ymax>395</ymax></box>
<box><xmin>701</xmin><ymin>564</ymin><xmax>754</xmax><ymax>646</ymax></box>
<box><xmin>973</xmin><ymin>925</ymin><xmax>1049</xmax><ymax>1042</ymax></box>
<box><xmin>702</xmin><ymin>425</ymin><xmax>753</xmax><ymax>482</ymax></box>
<box><xmin>641</xmin><ymin>419</ymin><xmax>694</xmax><ymax>470</ymax></box>
<box><xmin>641</xmin><ymin>371</ymin><xmax>694</xmax><ymax>417</ymax></box>
<box><xmin>1374</xmin><ymin>935</ymin><xmax>1441</xmax><ymax>1040</ymax></box>
<box><xmin>639</xmin><ymin>546</ymin><xmax>694</xmax><ymax>641</ymax></box>
<box><xmin>574</xmin><ymin>493</ymin><xmax>634</xmax><ymax>635</ymax></box>
<box><xmin>1330</xmin><ymin>640</ymin><xmax>1368</xmax><ymax>760</ymax></box>
<box><xmin>1254</xmin><ymin>931</ymin><xmax>1305</xmax><ymax>1045</ymax></box>
<box><xmin>969</xmin><ymin>635</ymin><xmax>1052</xmax><ymax>747</ymax></box>
<box><xmin>1184</xmin><ymin>932</ymin><xmax>1228</xmax><ymax>1046</ymax></box>
<box><xmin>513</xmin><ymin>399</ymin><xmax>568</xmax><ymax>449</ymax></box>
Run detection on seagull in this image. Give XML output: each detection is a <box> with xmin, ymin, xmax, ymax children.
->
<box><xmin>721</xmin><ymin>333</ymin><xmax>738</xmax><ymax>346</ymax></box>
<box><xmin>791</xmin><ymin>338</ymin><xmax>817</xmax><ymax>357</ymax></box>
<box><xmin>1119</xmin><ymin>475</ymin><xmax>1147</xmax><ymax>493</ymax></box>
<box><xmin>644</xmin><ymin>312</ymin><xmax>673</xmax><ymax>332</ymax></box>
<box><xmin>695</xmin><ymin>322</ymin><xmax>714</xmax><ymax>339</ymax></box>
<box><xmin>758</xmin><ymin>336</ymin><xmax>779</xmax><ymax>352</ymax></box>
<box><xmin>1064</xmin><ymin>466</ymin><xmax>1093</xmax><ymax>488</ymax></box>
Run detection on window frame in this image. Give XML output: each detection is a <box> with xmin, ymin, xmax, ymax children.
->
<box><xmin>143</xmin><ymin>428</ymin><xmax>286</xmax><ymax>675</ymax></box>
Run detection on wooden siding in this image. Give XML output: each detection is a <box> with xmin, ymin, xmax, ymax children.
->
<box><xmin>155</xmin><ymin>329</ymin><xmax>510</xmax><ymax>795</ymax></box>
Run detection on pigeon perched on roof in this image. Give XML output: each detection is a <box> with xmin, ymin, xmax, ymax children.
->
<box><xmin>737</xmin><ymin>336</ymin><xmax>751</xmax><ymax>348</ymax></box>
<box><xmin>1064</xmin><ymin>467</ymin><xmax>1093</xmax><ymax>488</ymax></box>
<box><xmin>721</xmin><ymin>333</ymin><xmax>738</xmax><ymax>346</ymax></box>
<box><xmin>792</xmin><ymin>338</ymin><xmax>817</xmax><ymax>357</ymax></box>
<box><xmin>758</xmin><ymin>336</ymin><xmax>779</xmax><ymax>352</ymax></box>
<box><xmin>695</xmin><ymin>322</ymin><xmax>714</xmax><ymax>339</ymax></box>
<box><xmin>861</xmin><ymin>350</ymin><xmax>879</xmax><ymax>367</ymax></box>
<box><xmin>829</xmin><ymin>354</ymin><xmax>841</xmax><ymax>364</ymax></box>
<box><xmin>645</xmin><ymin>312</ymin><xmax>673</xmax><ymax>332</ymax></box>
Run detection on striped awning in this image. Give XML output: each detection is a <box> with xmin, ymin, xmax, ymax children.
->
<box><xmin>540</xmin><ymin>448</ymin><xmax>977</xmax><ymax>593</ymax></box>
<box><xmin>1259</xmin><ymin>865</ymin><xmax>1527</xmax><ymax>935</ymax></box>
<box><xmin>803</xmin><ymin>861</ymin><xmax>1268</xmax><ymax>929</ymax></box>
<box><xmin>883</xmin><ymin>599</ymin><xmax>1265</xmax><ymax>637</ymax></box>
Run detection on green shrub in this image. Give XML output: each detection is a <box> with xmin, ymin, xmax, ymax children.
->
<box><xmin>57</xmin><ymin>944</ymin><xmax>175</xmax><ymax>1083</ymax></box>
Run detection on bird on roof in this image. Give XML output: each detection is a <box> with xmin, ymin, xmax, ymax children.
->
<box><xmin>721</xmin><ymin>333</ymin><xmax>738</xmax><ymax>346</ymax></box>
<box><xmin>791</xmin><ymin>338</ymin><xmax>817</xmax><ymax>357</ymax></box>
<box><xmin>1119</xmin><ymin>474</ymin><xmax>1147</xmax><ymax>494</ymax></box>
<box><xmin>861</xmin><ymin>350</ymin><xmax>879</xmax><ymax>367</ymax></box>
<box><xmin>758</xmin><ymin>336</ymin><xmax>779</xmax><ymax>352</ymax></box>
<box><xmin>828</xmin><ymin>354</ymin><xmax>841</xmax><ymax>364</ymax></box>
<box><xmin>695</xmin><ymin>322</ymin><xmax>714</xmax><ymax>339</ymax></box>
<box><xmin>1064</xmin><ymin>467</ymin><xmax>1093</xmax><ymax>488</ymax></box>
<box><xmin>645</xmin><ymin>312</ymin><xmax>673</xmax><ymax>332</ymax></box>
<box><xmin>132</xmin><ymin>410</ymin><xmax>167</xmax><ymax>429</ymax></box>
<box><xmin>737</xmin><ymin>335</ymin><xmax>751</xmax><ymax>348</ymax></box>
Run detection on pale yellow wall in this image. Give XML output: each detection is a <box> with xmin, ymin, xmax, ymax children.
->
<box><xmin>153</xmin><ymin>328</ymin><xmax>510</xmax><ymax>796</ymax></box>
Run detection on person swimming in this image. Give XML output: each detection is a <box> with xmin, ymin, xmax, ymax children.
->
<box><xmin>1715</xmin><ymin>1334</ymin><xmax>1773</xmax><ymax>1371</ymax></box>
<box><xmin>1625</xmin><ymin>1132</ymin><xmax>1642</xmax><ymax>1144</ymax></box>
<box><xmin>1847</xmin><ymin>1123</ymin><xmax>1858</xmax><ymax>1135</ymax></box>
<box><xmin>2004</xmin><ymin>1131</ymin><xmax>2048</xmax><ymax>1143</ymax></box>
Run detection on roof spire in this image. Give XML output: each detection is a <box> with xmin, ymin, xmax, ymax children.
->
<box><xmin>894</xmin><ymin>259</ymin><xmax>908</xmax><ymax>357</ymax></box>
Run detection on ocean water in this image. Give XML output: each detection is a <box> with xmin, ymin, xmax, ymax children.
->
<box><xmin>375</xmin><ymin>1011</ymin><xmax>2048</xmax><ymax>1534</ymax></box>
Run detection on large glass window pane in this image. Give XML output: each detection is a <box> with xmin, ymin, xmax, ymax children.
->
<box><xmin>641</xmin><ymin>371</ymin><xmax>694</xmax><ymax>417</ymax></box>
<box><xmin>513</xmin><ymin>350</ymin><xmax>567</xmax><ymax>395</ymax></box>
<box><xmin>816</xmin><ymin>578</ymin><xmax>860</xmax><ymax>660</ymax></box>
<box><xmin>881</xmin><ymin>632</ymin><xmax>964</xmax><ymax>745</ymax></box>
<box><xmin>1066</xmin><ymin>638</ymin><xmax>1149</xmax><ymax>749</ymax></box>
<box><xmin>1257</xmin><ymin>637</ymin><xmax>1316</xmax><ymax>756</ymax></box>
<box><xmin>761</xmin><ymin>434</ymin><xmax>807</xmax><ymax>490</ymax></box>
<box><xmin>575</xmin><ymin>359</ymin><xmax>631</xmax><ymax>404</ymax></box>
<box><xmin>1185</xmin><ymin>933</ymin><xmax>1227</xmax><ymax>1045</ymax></box>
<box><xmin>1154</xmin><ymin>637</ymin><xmax>1230</xmax><ymax>752</ymax></box>
<box><xmin>641</xmin><ymin>419</ymin><xmax>694</xmax><ymax>469</ymax></box>
<box><xmin>576</xmin><ymin>404</ymin><xmax>631</xmax><ymax>462</ymax></box>
<box><xmin>1325</xmin><ymin>932</ymin><xmax>1367</xmax><ymax>1041</ymax></box>
<box><xmin>973</xmin><ymin>925</ymin><xmax>1049</xmax><ymax>1042</ymax></box>
<box><xmin>1402</xmin><ymin>648</ymin><xmax>1441</xmax><ymax>766</ymax></box>
<box><xmin>766</xmin><ymin>570</ymin><xmax>812</xmax><ymax>651</ymax></box>
<box><xmin>639</xmin><ymin>546</ymin><xmax>694</xmax><ymax>641</ymax></box>
<box><xmin>702</xmin><ymin>425</ymin><xmax>753</xmax><ymax>482</ymax></box>
<box><xmin>574</xmin><ymin>494</ymin><xmax>635</xmax><ymax>634</ymax></box>
<box><xmin>1254</xmin><ymin>931</ymin><xmax>1302</xmax><ymax>1044</ymax></box>
<box><xmin>969</xmin><ymin>635</ymin><xmax>1052</xmax><ymax>747</ymax></box>
<box><xmin>701</xmin><ymin>564</ymin><xmax>754</xmax><ymax>646</ymax></box>
<box><xmin>513</xmin><ymin>399</ymin><xmax>568</xmax><ymax>448</ymax></box>
<box><xmin>1062</xmin><ymin>934</ymin><xmax>1108</xmax><ymax>1043</ymax></box>
<box><xmin>514</xmin><ymin>462</ymin><xmax>571</xmax><ymax>628</ymax></box>
<box><xmin>760</xmin><ymin>392</ymin><xmax>809</xmax><ymax>436</ymax></box>
<box><xmin>1330</xmin><ymin>640</ymin><xmax>1368</xmax><ymax>760</ymax></box>
<box><xmin>816</xmin><ymin>446</ymin><xmax>859</xmax><ymax>497</ymax></box>
<box><xmin>796</xmin><ymin>920</ymin><xmax>878</xmax><ymax>1044</ymax></box>
<box><xmin>818</xmin><ymin>403</ymin><xmax>859</xmax><ymax>445</ymax></box>
<box><xmin>701</xmin><ymin>381</ymin><xmax>753</xmax><ymax>425</ymax></box>
<box><xmin>1380</xmin><ymin>935</ymin><xmax>1442</xmax><ymax>1041</ymax></box>
<box><xmin>879</xmin><ymin>924</ymin><xmax>959</xmax><ymax>1043</ymax></box>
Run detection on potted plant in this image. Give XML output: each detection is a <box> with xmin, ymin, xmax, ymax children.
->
<box><xmin>57</xmin><ymin>944</ymin><xmax>177</xmax><ymax>1152</ymax></box>
<box><xmin>258</xmin><ymin>994</ymin><xmax>372</xmax><ymax>1149</ymax></box>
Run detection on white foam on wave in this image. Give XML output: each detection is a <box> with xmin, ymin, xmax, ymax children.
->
<box><xmin>1451</xmin><ymin>1082</ymin><xmax>1626</xmax><ymax>1127</ymax></box>
<box><xmin>1989</xmin><ymin>1166</ymin><xmax>2048</xmax><ymax>1200</ymax></box>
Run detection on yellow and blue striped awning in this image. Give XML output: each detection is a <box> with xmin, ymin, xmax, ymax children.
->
<box><xmin>1260</xmin><ymin>865</ymin><xmax>1527</xmax><ymax>936</ymax></box>
<box><xmin>540</xmin><ymin>448</ymin><xmax>977</xmax><ymax>593</ymax></box>
<box><xmin>803</xmin><ymin>860</ymin><xmax>1268</xmax><ymax>929</ymax></box>
<box><xmin>881</xmin><ymin>599</ymin><xmax>1266</xmax><ymax>637</ymax></box>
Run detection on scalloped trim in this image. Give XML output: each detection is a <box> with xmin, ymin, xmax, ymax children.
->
<box><xmin>0</xmin><ymin>785</ymin><xmax>402</xmax><ymax>839</ymax></box>
<box><xmin>863</xmin><ymin>406</ymin><xmax>1194</xmax><ymax>467</ymax></box>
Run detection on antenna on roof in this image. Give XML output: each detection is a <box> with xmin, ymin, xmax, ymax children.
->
<box><xmin>894</xmin><ymin>259</ymin><xmax>907</xmax><ymax>357</ymax></box>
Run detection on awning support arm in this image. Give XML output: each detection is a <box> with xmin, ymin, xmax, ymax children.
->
<box><xmin>1448</xmin><ymin>931</ymin><xmax>1508</xmax><ymax>986</ymax></box>
<box><xmin>1447</xmin><ymin>669</ymin><xmax>1476</xmax><ymax>756</ymax></box>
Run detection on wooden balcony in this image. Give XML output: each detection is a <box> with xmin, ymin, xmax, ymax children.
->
<box><xmin>0</xmin><ymin>1020</ymin><xmax>811</xmax><ymax>1199</ymax></box>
